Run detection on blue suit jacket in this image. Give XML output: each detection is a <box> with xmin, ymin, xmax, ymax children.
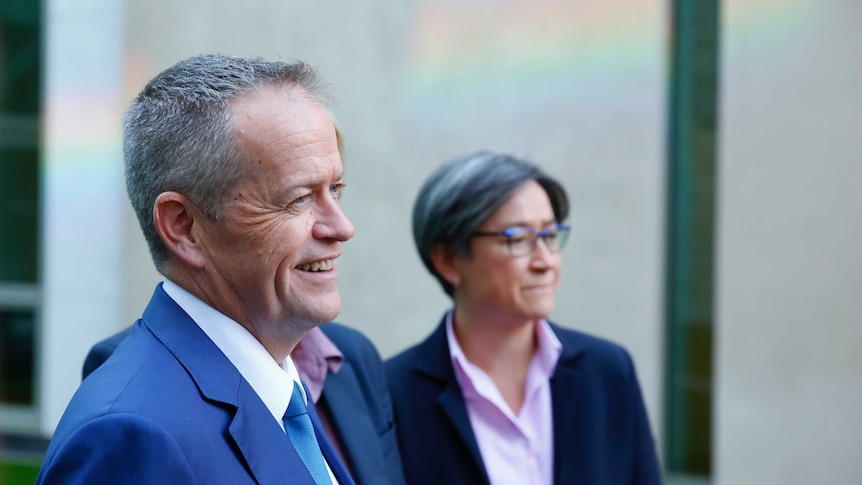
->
<box><xmin>81</xmin><ymin>321</ymin><xmax>404</xmax><ymax>485</ymax></box>
<box><xmin>385</xmin><ymin>317</ymin><xmax>663</xmax><ymax>485</ymax></box>
<box><xmin>37</xmin><ymin>284</ymin><xmax>356</xmax><ymax>484</ymax></box>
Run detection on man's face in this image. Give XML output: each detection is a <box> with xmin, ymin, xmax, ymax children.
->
<box><xmin>197</xmin><ymin>87</ymin><xmax>354</xmax><ymax>344</ymax></box>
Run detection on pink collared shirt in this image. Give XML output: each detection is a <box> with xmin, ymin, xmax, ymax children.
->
<box><xmin>291</xmin><ymin>325</ymin><xmax>344</xmax><ymax>403</ymax></box>
<box><xmin>290</xmin><ymin>325</ymin><xmax>353</xmax><ymax>476</ymax></box>
<box><xmin>446</xmin><ymin>312</ymin><xmax>562</xmax><ymax>485</ymax></box>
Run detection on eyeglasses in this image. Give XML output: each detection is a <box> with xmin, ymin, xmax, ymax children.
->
<box><xmin>471</xmin><ymin>223</ymin><xmax>571</xmax><ymax>257</ymax></box>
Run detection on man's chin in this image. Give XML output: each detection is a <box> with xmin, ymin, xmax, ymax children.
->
<box><xmin>306</xmin><ymin>297</ymin><xmax>342</xmax><ymax>325</ymax></box>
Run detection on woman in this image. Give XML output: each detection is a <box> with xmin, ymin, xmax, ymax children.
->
<box><xmin>386</xmin><ymin>151</ymin><xmax>661</xmax><ymax>485</ymax></box>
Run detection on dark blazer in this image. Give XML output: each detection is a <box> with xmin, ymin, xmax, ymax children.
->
<box><xmin>315</xmin><ymin>323</ymin><xmax>405</xmax><ymax>485</ymax></box>
<box><xmin>80</xmin><ymin>302</ymin><xmax>404</xmax><ymax>485</ymax></box>
<box><xmin>385</xmin><ymin>317</ymin><xmax>663</xmax><ymax>485</ymax></box>
<box><xmin>38</xmin><ymin>284</ymin><xmax>355</xmax><ymax>484</ymax></box>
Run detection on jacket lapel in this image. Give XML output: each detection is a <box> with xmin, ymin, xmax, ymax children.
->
<box><xmin>142</xmin><ymin>284</ymin><xmax>315</xmax><ymax>485</ymax></box>
<box><xmin>230</xmin><ymin>381</ymin><xmax>317</xmax><ymax>484</ymax></box>
<box><xmin>412</xmin><ymin>319</ymin><xmax>489</xmax><ymax>483</ymax></box>
<box><xmin>322</xmin><ymin>362</ymin><xmax>379</xmax><ymax>485</ymax></box>
<box><xmin>307</xmin><ymin>389</ymin><xmax>357</xmax><ymax>485</ymax></box>
<box><xmin>549</xmin><ymin>324</ymin><xmax>587</xmax><ymax>485</ymax></box>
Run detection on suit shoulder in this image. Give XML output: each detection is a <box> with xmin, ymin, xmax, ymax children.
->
<box><xmin>384</xmin><ymin>342</ymin><xmax>421</xmax><ymax>372</ymax></box>
<box><xmin>100</xmin><ymin>326</ymin><xmax>134</xmax><ymax>349</ymax></box>
<box><xmin>384</xmin><ymin>334</ymin><xmax>446</xmax><ymax>389</ymax></box>
<box><xmin>82</xmin><ymin>326</ymin><xmax>134</xmax><ymax>379</ymax></box>
<box><xmin>549</xmin><ymin>323</ymin><xmax>638</xmax><ymax>377</ymax></box>
<box><xmin>320</xmin><ymin>321</ymin><xmax>370</xmax><ymax>345</ymax></box>
<box><xmin>552</xmin><ymin>324</ymin><xmax>628</xmax><ymax>351</ymax></box>
<box><xmin>320</xmin><ymin>322</ymin><xmax>383</xmax><ymax>366</ymax></box>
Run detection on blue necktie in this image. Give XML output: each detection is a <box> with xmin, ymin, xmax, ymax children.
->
<box><xmin>284</xmin><ymin>382</ymin><xmax>333</xmax><ymax>485</ymax></box>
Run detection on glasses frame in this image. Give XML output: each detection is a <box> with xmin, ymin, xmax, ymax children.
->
<box><xmin>471</xmin><ymin>223</ymin><xmax>571</xmax><ymax>257</ymax></box>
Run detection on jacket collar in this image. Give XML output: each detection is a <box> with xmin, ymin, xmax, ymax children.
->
<box><xmin>548</xmin><ymin>325</ymin><xmax>588</xmax><ymax>484</ymax></box>
<box><xmin>140</xmin><ymin>283</ymin><xmax>348</xmax><ymax>485</ymax></box>
<box><xmin>410</xmin><ymin>316</ymin><xmax>490</xmax><ymax>484</ymax></box>
<box><xmin>411</xmin><ymin>315</ymin><xmax>590</xmax><ymax>485</ymax></box>
<box><xmin>141</xmin><ymin>283</ymin><xmax>243</xmax><ymax>406</ymax></box>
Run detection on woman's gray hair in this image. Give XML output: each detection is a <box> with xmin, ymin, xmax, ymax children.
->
<box><xmin>123</xmin><ymin>54</ymin><xmax>330</xmax><ymax>270</ymax></box>
<box><xmin>412</xmin><ymin>150</ymin><xmax>569</xmax><ymax>296</ymax></box>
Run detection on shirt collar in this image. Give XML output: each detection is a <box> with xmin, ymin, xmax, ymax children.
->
<box><xmin>162</xmin><ymin>279</ymin><xmax>297</xmax><ymax>427</ymax></box>
<box><xmin>533</xmin><ymin>316</ymin><xmax>563</xmax><ymax>375</ymax></box>
<box><xmin>445</xmin><ymin>310</ymin><xmax>563</xmax><ymax>390</ymax></box>
<box><xmin>290</xmin><ymin>326</ymin><xmax>344</xmax><ymax>403</ymax></box>
<box><xmin>445</xmin><ymin>311</ymin><xmax>470</xmax><ymax>387</ymax></box>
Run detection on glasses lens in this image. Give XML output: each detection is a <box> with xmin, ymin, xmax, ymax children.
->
<box><xmin>549</xmin><ymin>226</ymin><xmax>570</xmax><ymax>252</ymax></box>
<box><xmin>507</xmin><ymin>230</ymin><xmax>535</xmax><ymax>256</ymax></box>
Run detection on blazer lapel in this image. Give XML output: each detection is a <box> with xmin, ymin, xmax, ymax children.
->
<box><xmin>549</xmin><ymin>324</ymin><xmax>588</xmax><ymax>485</ymax></box>
<box><xmin>230</xmin><ymin>381</ymin><xmax>317</xmax><ymax>485</ymax></box>
<box><xmin>413</xmin><ymin>319</ymin><xmax>489</xmax><ymax>483</ymax></box>
<box><xmin>142</xmin><ymin>284</ymin><xmax>315</xmax><ymax>485</ymax></box>
<box><xmin>307</xmin><ymin>390</ymin><xmax>357</xmax><ymax>485</ymax></box>
<box><xmin>436</xmin><ymin>384</ymin><xmax>484</xmax><ymax>471</ymax></box>
<box><xmin>322</xmin><ymin>362</ymin><xmax>379</xmax><ymax>485</ymax></box>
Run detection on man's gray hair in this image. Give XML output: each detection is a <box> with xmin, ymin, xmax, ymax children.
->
<box><xmin>412</xmin><ymin>150</ymin><xmax>570</xmax><ymax>296</ymax></box>
<box><xmin>123</xmin><ymin>54</ymin><xmax>329</xmax><ymax>269</ymax></box>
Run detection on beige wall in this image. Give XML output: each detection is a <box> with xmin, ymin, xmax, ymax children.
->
<box><xmin>715</xmin><ymin>1</ymin><xmax>862</xmax><ymax>483</ymax></box>
<box><xmin>38</xmin><ymin>0</ymin><xmax>126</xmax><ymax>435</ymax></box>
<box><xmin>33</xmin><ymin>0</ymin><xmax>862</xmax><ymax>482</ymax></box>
<box><xmin>117</xmin><ymin>0</ymin><xmax>669</xmax><ymax>439</ymax></box>
<box><xmin>39</xmin><ymin>0</ymin><xmax>668</xmax><ymax>464</ymax></box>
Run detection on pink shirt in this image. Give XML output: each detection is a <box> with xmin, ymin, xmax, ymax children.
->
<box><xmin>291</xmin><ymin>326</ymin><xmax>344</xmax><ymax>403</ymax></box>
<box><xmin>446</xmin><ymin>312</ymin><xmax>562</xmax><ymax>485</ymax></box>
<box><xmin>290</xmin><ymin>325</ymin><xmax>353</xmax><ymax>475</ymax></box>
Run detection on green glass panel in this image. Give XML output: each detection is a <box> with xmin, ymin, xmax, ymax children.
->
<box><xmin>0</xmin><ymin>309</ymin><xmax>35</xmax><ymax>405</ymax></box>
<box><xmin>0</xmin><ymin>0</ymin><xmax>41</xmax><ymax>283</ymax></box>
<box><xmin>0</xmin><ymin>148</ymin><xmax>39</xmax><ymax>283</ymax></box>
<box><xmin>665</xmin><ymin>0</ymin><xmax>718</xmax><ymax>477</ymax></box>
<box><xmin>0</xmin><ymin>0</ymin><xmax>42</xmax><ymax>115</ymax></box>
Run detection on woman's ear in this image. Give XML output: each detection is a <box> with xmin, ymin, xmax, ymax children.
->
<box><xmin>430</xmin><ymin>244</ymin><xmax>462</xmax><ymax>287</ymax></box>
<box><xmin>153</xmin><ymin>191</ymin><xmax>207</xmax><ymax>269</ymax></box>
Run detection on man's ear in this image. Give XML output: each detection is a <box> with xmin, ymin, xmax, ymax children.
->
<box><xmin>429</xmin><ymin>244</ymin><xmax>462</xmax><ymax>287</ymax></box>
<box><xmin>153</xmin><ymin>191</ymin><xmax>207</xmax><ymax>269</ymax></box>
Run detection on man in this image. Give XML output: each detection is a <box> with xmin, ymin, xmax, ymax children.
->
<box><xmin>37</xmin><ymin>54</ymin><xmax>360</xmax><ymax>484</ymax></box>
<box><xmin>81</xmin><ymin>323</ymin><xmax>405</xmax><ymax>485</ymax></box>
<box><xmin>78</xmin><ymin>120</ymin><xmax>404</xmax><ymax>485</ymax></box>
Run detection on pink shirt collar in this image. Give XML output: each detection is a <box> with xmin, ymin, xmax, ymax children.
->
<box><xmin>446</xmin><ymin>310</ymin><xmax>562</xmax><ymax>485</ymax></box>
<box><xmin>291</xmin><ymin>325</ymin><xmax>344</xmax><ymax>403</ymax></box>
<box><xmin>445</xmin><ymin>311</ymin><xmax>562</xmax><ymax>390</ymax></box>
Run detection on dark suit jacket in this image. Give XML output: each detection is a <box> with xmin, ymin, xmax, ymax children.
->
<box><xmin>38</xmin><ymin>284</ymin><xmax>355</xmax><ymax>484</ymax></box>
<box><xmin>385</xmin><ymin>317</ymin><xmax>663</xmax><ymax>485</ymax></box>
<box><xmin>80</xmin><ymin>299</ymin><xmax>404</xmax><ymax>485</ymax></box>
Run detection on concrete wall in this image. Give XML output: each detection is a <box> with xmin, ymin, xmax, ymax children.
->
<box><xmin>715</xmin><ymin>1</ymin><xmax>862</xmax><ymax>483</ymax></box>
<box><xmin>32</xmin><ymin>0</ymin><xmax>862</xmax><ymax>482</ymax></box>
<box><xmin>38</xmin><ymin>0</ymin><xmax>126</xmax><ymax>435</ymax></box>
<box><xmin>38</xmin><ymin>0</ymin><xmax>668</xmax><ymax>460</ymax></box>
<box><xmin>119</xmin><ymin>0</ymin><xmax>668</xmax><ymax>437</ymax></box>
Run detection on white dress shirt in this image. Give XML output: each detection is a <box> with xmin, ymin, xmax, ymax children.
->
<box><xmin>162</xmin><ymin>280</ymin><xmax>339</xmax><ymax>484</ymax></box>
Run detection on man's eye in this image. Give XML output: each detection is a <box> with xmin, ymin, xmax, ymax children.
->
<box><xmin>288</xmin><ymin>195</ymin><xmax>309</xmax><ymax>210</ymax></box>
<box><xmin>330</xmin><ymin>183</ymin><xmax>345</xmax><ymax>201</ymax></box>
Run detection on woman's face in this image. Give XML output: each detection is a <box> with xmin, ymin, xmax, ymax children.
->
<box><xmin>451</xmin><ymin>180</ymin><xmax>562</xmax><ymax>322</ymax></box>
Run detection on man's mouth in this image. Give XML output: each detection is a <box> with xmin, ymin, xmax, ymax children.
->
<box><xmin>296</xmin><ymin>259</ymin><xmax>335</xmax><ymax>272</ymax></box>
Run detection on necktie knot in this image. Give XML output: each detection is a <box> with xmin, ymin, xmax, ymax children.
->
<box><xmin>285</xmin><ymin>383</ymin><xmax>310</xmax><ymax>419</ymax></box>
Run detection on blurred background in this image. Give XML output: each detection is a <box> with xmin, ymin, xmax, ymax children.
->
<box><xmin>1</xmin><ymin>0</ymin><xmax>860</xmax><ymax>483</ymax></box>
